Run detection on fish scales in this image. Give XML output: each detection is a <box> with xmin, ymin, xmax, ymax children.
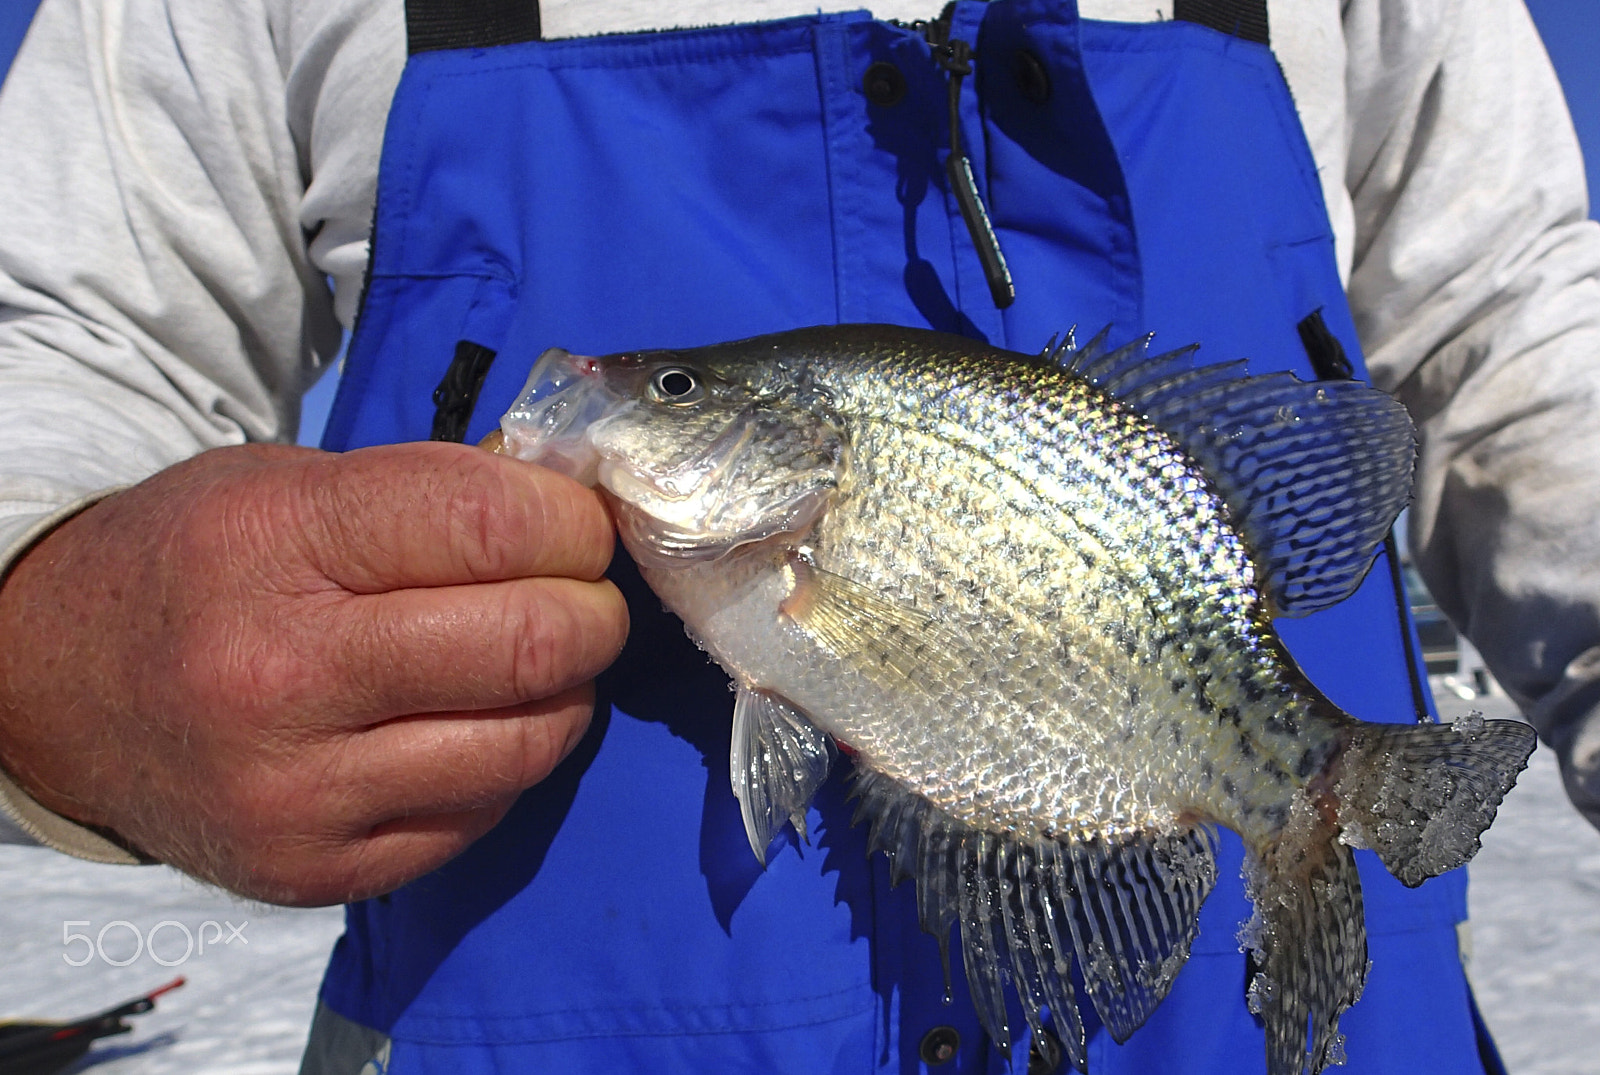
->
<box><xmin>496</xmin><ymin>323</ymin><xmax>1536</xmax><ymax>1075</ymax></box>
<box><xmin>811</xmin><ymin>344</ymin><xmax>1310</xmax><ymax>842</ymax></box>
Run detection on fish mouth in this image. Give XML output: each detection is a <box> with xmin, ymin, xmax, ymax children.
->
<box><xmin>498</xmin><ymin>347</ymin><xmax>613</xmax><ymax>486</ymax></box>
<box><xmin>500</xmin><ymin>345</ymin><xmax>841</xmax><ymax>570</ymax></box>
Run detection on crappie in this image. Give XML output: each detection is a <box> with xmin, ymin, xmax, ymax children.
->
<box><xmin>493</xmin><ymin>324</ymin><xmax>1535</xmax><ymax>1075</ymax></box>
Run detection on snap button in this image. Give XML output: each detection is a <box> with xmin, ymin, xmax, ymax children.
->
<box><xmin>1013</xmin><ymin>48</ymin><xmax>1051</xmax><ymax>104</ymax></box>
<box><xmin>918</xmin><ymin>1025</ymin><xmax>960</xmax><ymax>1065</ymax></box>
<box><xmin>863</xmin><ymin>61</ymin><xmax>908</xmax><ymax>107</ymax></box>
<box><xmin>1027</xmin><ymin>1028</ymin><xmax>1064</xmax><ymax>1074</ymax></box>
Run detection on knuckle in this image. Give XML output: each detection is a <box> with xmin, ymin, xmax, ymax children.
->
<box><xmin>327</xmin><ymin>598</ymin><xmax>405</xmax><ymax>715</ymax></box>
<box><xmin>529</xmin><ymin>475</ymin><xmax>614</xmax><ymax>579</ymax></box>
<box><xmin>163</xmin><ymin>484</ymin><xmax>235</xmax><ymax>569</ymax></box>
<box><xmin>463</xmin><ymin>498</ymin><xmax>524</xmax><ymax>584</ymax></box>
<box><xmin>435</xmin><ymin>451</ymin><xmax>528</xmax><ymax>581</ymax></box>
<box><xmin>207</xmin><ymin>758</ymin><xmax>373</xmax><ymax>904</ymax></box>
<box><xmin>473</xmin><ymin>451</ymin><xmax>615</xmax><ymax>581</ymax></box>
<box><xmin>506</xmin><ymin>588</ymin><xmax>582</xmax><ymax>700</ymax></box>
<box><xmin>160</xmin><ymin>622</ymin><xmax>237</xmax><ymax>722</ymax></box>
<box><xmin>166</xmin><ymin>607</ymin><xmax>299</xmax><ymax>721</ymax></box>
<box><xmin>504</xmin><ymin>695</ymin><xmax>592</xmax><ymax>791</ymax></box>
<box><xmin>596</xmin><ymin>581</ymin><xmax>630</xmax><ymax>655</ymax></box>
<box><xmin>503</xmin><ymin>581</ymin><xmax>626</xmax><ymax>702</ymax></box>
<box><xmin>506</xmin><ymin>716</ymin><xmax>563</xmax><ymax>789</ymax></box>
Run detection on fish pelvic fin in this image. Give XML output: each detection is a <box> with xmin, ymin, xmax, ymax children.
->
<box><xmin>730</xmin><ymin>685</ymin><xmax>836</xmax><ymax>865</ymax></box>
<box><xmin>1332</xmin><ymin>716</ymin><xmax>1536</xmax><ymax>887</ymax></box>
<box><xmin>1242</xmin><ymin>817</ymin><xmax>1367</xmax><ymax>1075</ymax></box>
<box><xmin>849</xmin><ymin>768</ymin><xmax>1217</xmax><ymax>1063</ymax></box>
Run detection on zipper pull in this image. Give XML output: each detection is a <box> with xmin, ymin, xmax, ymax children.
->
<box><xmin>930</xmin><ymin>33</ymin><xmax>1015</xmax><ymax>309</ymax></box>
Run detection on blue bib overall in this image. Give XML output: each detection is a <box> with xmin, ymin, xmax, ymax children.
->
<box><xmin>311</xmin><ymin>2</ymin><xmax>1498</xmax><ymax>1071</ymax></box>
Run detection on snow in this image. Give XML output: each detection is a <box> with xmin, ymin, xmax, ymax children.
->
<box><xmin>0</xmin><ymin>855</ymin><xmax>343</xmax><ymax>1073</ymax></box>
<box><xmin>1464</xmin><ymin>692</ymin><xmax>1600</xmax><ymax>1075</ymax></box>
<box><xmin>0</xmin><ymin>690</ymin><xmax>1595</xmax><ymax>1073</ymax></box>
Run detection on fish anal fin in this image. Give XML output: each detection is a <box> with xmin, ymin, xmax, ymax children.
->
<box><xmin>849</xmin><ymin>768</ymin><xmax>1217</xmax><ymax>1063</ymax></box>
<box><xmin>1053</xmin><ymin>827</ymin><xmax>1218</xmax><ymax>1044</ymax></box>
<box><xmin>729</xmin><ymin>685</ymin><xmax>835</xmax><ymax>865</ymax></box>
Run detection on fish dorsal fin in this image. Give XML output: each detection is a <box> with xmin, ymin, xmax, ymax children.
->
<box><xmin>730</xmin><ymin>686</ymin><xmax>836</xmax><ymax>864</ymax></box>
<box><xmin>850</xmin><ymin>768</ymin><xmax>1218</xmax><ymax>1059</ymax></box>
<box><xmin>1049</xmin><ymin>330</ymin><xmax>1415</xmax><ymax>616</ymax></box>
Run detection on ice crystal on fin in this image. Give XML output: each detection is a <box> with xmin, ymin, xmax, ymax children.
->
<box><xmin>1335</xmin><ymin>718</ymin><xmax>1535</xmax><ymax>887</ymax></box>
<box><xmin>1247</xmin><ymin>971</ymin><xmax>1277</xmax><ymax>1015</ymax></box>
<box><xmin>847</xmin><ymin>768</ymin><xmax>1215</xmax><ymax>1059</ymax></box>
<box><xmin>1237</xmin><ymin>910</ymin><xmax>1267</xmax><ymax>960</ymax></box>
<box><xmin>1324</xmin><ymin>1032</ymin><xmax>1348</xmax><ymax>1067</ymax></box>
<box><xmin>1337</xmin><ymin>821</ymin><xmax>1370</xmax><ymax>850</ymax></box>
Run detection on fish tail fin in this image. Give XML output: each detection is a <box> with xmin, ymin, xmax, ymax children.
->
<box><xmin>1244</xmin><ymin>818</ymin><xmax>1367</xmax><ymax>1075</ymax></box>
<box><xmin>1243</xmin><ymin>715</ymin><xmax>1536</xmax><ymax>1075</ymax></box>
<box><xmin>1333</xmin><ymin>717</ymin><xmax>1536</xmax><ymax>887</ymax></box>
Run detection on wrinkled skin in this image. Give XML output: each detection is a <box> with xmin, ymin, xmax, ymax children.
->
<box><xmin>0</xmin><ymin>442</ymin><xmax>627</xmax><ymax>906</ymax></box>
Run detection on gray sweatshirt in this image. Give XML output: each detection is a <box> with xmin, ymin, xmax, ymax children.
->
<box><xmin>1</xmin><ymin>0</ymin><xmax>1598</xmax><ymax>858</ymax></box>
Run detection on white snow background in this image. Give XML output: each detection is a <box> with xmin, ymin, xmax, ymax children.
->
<box><xmin>0</xmin><ymin>695</ymin><xmax>1594</xmax><ymax>1073</ymax></box>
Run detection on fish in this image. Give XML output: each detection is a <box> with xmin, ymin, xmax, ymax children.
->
<box><xmin>491</xmin><ymin>323</ymin><xmax>1536</xmax><ymax>1075</ymax></box>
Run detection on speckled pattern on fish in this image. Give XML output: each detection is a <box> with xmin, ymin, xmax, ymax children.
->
<box><xmin>496</xmin><ymin>323</ymin><xmax>1537</xmax><ymax>1075</ymax></box>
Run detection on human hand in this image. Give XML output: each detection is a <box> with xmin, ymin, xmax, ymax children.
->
<box><xmin>0</xmin><ymin>442</ymin><xmax>626</xmax><ymax>905</ymax></box>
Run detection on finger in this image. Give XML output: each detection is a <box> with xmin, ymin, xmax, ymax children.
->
<box><xmin>356</xmin><ymin>807</ymin><xmax>513</xmax><ymax>893</ymax></box>
<box><xmin>298</xmin><ymin>442</ymin><xmax>616</xmax><ymax>592</ymax></box>
<box><xmin>245</xmin><ymin>805</ymin><xmax>515</xmax><ymax>907</ymax></box>
<box><xmin>340</xmin><ymin>685</ymin><xmax>596</xmax><ymax>822</ymax></box>
<box><xmin>211</xmin><ymin>687</ymin><xmax>593</xmax><ymax>906</ymax></box>
<box><xmin>313</xmin><ymin>576</ymin><xmax>627</xmax><ymax>724</ymax></box>
<box><xmin>177</xmin><ymin>686</ymin><xmax>592</xmax><ymax>906</ymax></box>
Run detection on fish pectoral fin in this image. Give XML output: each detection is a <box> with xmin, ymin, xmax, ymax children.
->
<box><xmin>850</xmin><ymin>768</ymin><xmax>1218</xmax><ymax>1061</ymax></box>
<box><xmin>781</xmin><ymin>555</ymin><xmax>957</xmax><ymax>687</ymax></box>
<box><xmin>730</xmin><ymin>685</ymin><xmax>836</xmax><ymax>865</ymax></box>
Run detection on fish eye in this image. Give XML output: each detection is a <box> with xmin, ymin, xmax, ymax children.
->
<box><xmin>648</xmin><ymin>366</ymin><xmax>704</xmax><ymax>405</ymax></box>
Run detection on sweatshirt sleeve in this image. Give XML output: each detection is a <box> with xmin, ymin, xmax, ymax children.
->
<box><xmin>1343</xmin><ymin>0</ymin><xmax>1600</xmax><ymax>828</ymax></box>
<box><xmin>0</xmin><ymin>0</ymin><xmax>402</xmax><ymax>854</ymax></box>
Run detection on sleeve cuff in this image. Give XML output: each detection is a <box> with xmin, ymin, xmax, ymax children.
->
<box><xmin>0</xmin><ymin>764</ymin><xmax>148</xmax><ymax>863</ymax></box>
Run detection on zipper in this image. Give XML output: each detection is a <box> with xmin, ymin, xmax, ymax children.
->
<box><xmin>907</xmin><ymin>8</ymin><xmax>1015</xmax><ymax>309</ymax></box>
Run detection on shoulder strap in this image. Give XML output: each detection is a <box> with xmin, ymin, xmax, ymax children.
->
<box><xmin>0</xmin><ymin>0</ymin><xmax>44</xmax><ymax>86</ymax></box>
<box><xmin>1173</xmin><ymin>0</ymin><xmax>1269</xmax><ymax>45</ymax></box>
<box><xmin>403</xmin><ymin>1</ymin><xmax>1262</xmax><ymax>56</ymax></box>
<box><xmin>405</xmin><ymin>0</ymin><xmax>542</xmax><ymax>55</ymax></box>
